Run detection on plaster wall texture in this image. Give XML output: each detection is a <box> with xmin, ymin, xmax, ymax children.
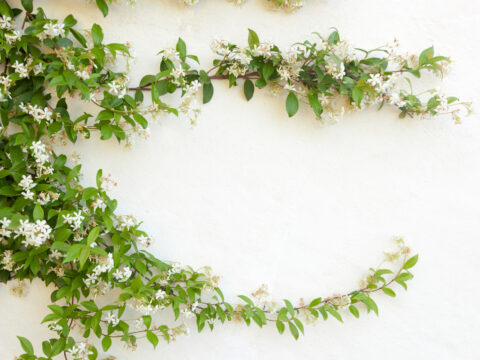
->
<box><xmin>2</xmin><ymin>0</ymin><xmax>480</xmax><ymax>359</ymax></box>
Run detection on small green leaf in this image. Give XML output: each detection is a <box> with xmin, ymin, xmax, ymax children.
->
<box><xmin>352</xmin><ymin>87</ymin><xmax>364</xmax><ymax>107</ymax></box>
<box><xmin>307</xmin><ymin>93</ymin><xmax>323</xmax><ymax>118</ymax></box>
<box><xmin>382</xmin><ymin>288</ymin><xmax>396</xmax><ymax>297</ymax></box>
<box><xmin>243</xmin><ymin>79</ymin><xmax>254</xmax><ymax>101</ymax></box>
<box><xmin>284</xmin><ymin>299</ymin><xmax>295</xmax><ymax>317</ymax></box>
<box><xmin>95</xmin><ymin>0</ymin><xmax>108</xmax><ymax>17</ymax></box>
<box><xmin>403</xmin><ymin>254</ymin><xmax>419</xmax><ymax>269</ymax></box>
<box><xmin>176</xmin><ymin>38</ymin><xmax>187</xmax><ymax>61</ymax></box>
<box><xmin>146</xmin><ymin>330</ymin><xmax>159</xmax><ymax>348</ymax></box>
<box><xmin>419</xmin><ymin>46</ymin><xmax>434</xmax><ymax>66</ymax></box>
<box><xmin>33</xmin><ymin>203</ymin><xmax>44</xmax><ymax>221</ymax></box>
<box><xmin>102</xmin><ymin>336</ymin><xmax>112</xmax><ymax>351</ymax></box>
<box><xmin>139</xmin><ymin>75</ymin><xmax>155</xmax><ymax>88</ymax></box>
<box><xmin>86</xmin><ymin>227</ymin><xmax>100</xmax><ymax>246</ymax></box>
<box><xmin>286</xmin><ymin>92</ymin><xmax>299</xmax><ymax>117</ymax></box>
<box><xmin>203</xmin><ymin>82</ymin><xmax>214</xmax><ymax>104</ymax></box>
<box><xmin>91</xmin><ymin>24</ymin><xmax>104</xmax><ymax>47</ymax></box>
<box><xmin>21</xmin><ymin>0</ymin><xmax>33</xmax><ymax>12</ymax></box>
<box><xmin>133</xmin><ymin>113</ymin><xmax>148</xmax><ymax>129</ymax></box>
<box><xmin>248</xmin><ymin>28</ymin><xmax>260</xmax><ymax>48</ymax></box>
<box><xmin>100</xmin><ymin>125</ymin><xmax>112</xmax><ymax>140</ymax></box>
<box><xmin>349</xmin><ymin>305</ymin><xmax>360</xmax><ymax>318</ymax></box>
<box><xmin>17</xmin><ymin>336</ymin><xmax>34</xmax><ymax>355</ymax></box>
<box><xmin>276</xmin><ymin>320</ymin><xmax>285</xmax><ymax>334</ymax></box>
<box><xmin>288</xmin><ymin>321</ymin><xmax>299</xmax><ymax>340</ymax></box>
<box><xmin>262</xmin><ymin>62</ymin><xmax>274</xmax><ymax>80</ymax></box>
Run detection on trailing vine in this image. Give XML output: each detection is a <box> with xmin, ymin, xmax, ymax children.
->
<box><xmin>0</xmin><ymin>0</ymin><xmax>471</xmax><ymax>359</ymax></box>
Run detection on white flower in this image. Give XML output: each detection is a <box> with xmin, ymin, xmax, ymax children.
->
<box><xmin>75</xmin><ymin>70</ymin><xmax>90</xmax><ymax>80</ymax></box>
<box><xmin>63</xmin><ymin>211</ymin><xmax>84</xmax><ymax>231</ymax></box>
<box><xmin>107</xmin><ymin>80</ymin><xmax>127</xmax><ymax>98</ymax></box>
<box><xmin>113</xmin><ymin>266</ymin><xmax>132</xmax><ymax>282</ymax></box>
<box><xmin>103</xmin><ymin>311</ymin><xmax>119</xmax><ymax>326</ymax></box>
<box><xmin>15</xmin><ymin>219</ymin><xmax>52</xmax><ymax>247</ymax></box>
<box><xmin>283</xmin><ymin>45</ymin><xmax>302</xmax><ymax>64</ymax></box>
<box><xmin>137</xmin><ymin>234</ymin><xmax>151</xmax><ymax>247</ymax></box>
<box><xmin>5</xmin><ymin>30</ymin><xmax>21</xmax><ymax>44</ymax></box>
<box><xmin>325</xmin><ymin>58</ymin><xmax>345</xmax><ymax>80</ymax></box>
<box><xmin>92</xmin><ymin>198</ymin><xmax>106</xmax><ymax>212</ymax></box>
<box><xmin>210</xmin><ymin>38</ymin><xmax>229</xmax><ymax>56</ymax></box>
<box><xmin>0</xmin><ymin>217</ymin><xmax>11</xmax><ymax>228</ymax></box>
<box><xmin>37</xmin><ymin>191</ymin><xmax>51</xmax><ymax>205</ymax></box>
<box><xmin>155</xmin><ymin>289</ymin><xmax>166</xmax><ymax>300</ymax></box>
<box><xmin>19</xmin><ymin>174</ymin><xmax>35</xmax><ymax>191</ymax></box>
<box><xmin>0</xmin><ymin>250</ymin><xmax>14</xmax><ymax>271</ymax></box>
<box><xmin>41</xmin><ymin>22</ymin><xmax>65</xmax><ymax>39</ymax></box>
<box><xmin>32</xmin><ymin>63</ymin><xmax>45</xmax><ymax>75</ymax></box>
<box><xmin>181</xmin><ymin>308</ymin><xmax>195</xmax><ymax>319</ymax></box>
<box><xmin>0</xmin><ymin>15</ymin><xmax>15</xmax><ymax>31</ymax></box>
<box><xmin>68</xmin><ymin>341</ymin><xmax>93</xmax><ymax>360</ymax></box>
<box><xmin>116</xmin><ymin>214</ymin><xmax>138</xmax><ymax>231</ymax></box>
<box><xmin>252</xmin><ymin>42</ymin><xmax>274</xmax><ymax>58</ymax></box>
<box><xmin>49</xmin><ymin>249</ymin><xmax>63</xmax><ymax>261</ymax></box>
<box><xmin>367</xmin><ymin>73</ymin><xmax>383</xmax><ymax>87</ymax></box>
<box><xmin>12</xmin><ymin>61</ymin><xmax>29</xmax><ymax>78</ymax></box>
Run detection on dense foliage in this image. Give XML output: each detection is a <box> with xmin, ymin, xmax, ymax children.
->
<box><xmin>1</xmin><ymin>0</ymin><xmax>471</xmax><ymax>359</ymax></box>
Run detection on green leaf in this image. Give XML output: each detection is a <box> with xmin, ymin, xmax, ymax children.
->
<box><xmin>284</xmin><ymin>299</ymin><xmax>295</xmax><ymax>317</ymax></box>
<box><xmin>140</xmin><ymin>75</ymin><xmax>155</xmax><ymax>88</ymax></box>
<box><xmin>96</xmin><ymin>0</ymin><xmax>109</xmax><ymax>17</ymax></box>
<box><xmin>101</xmin><ymin>336</ymin><xmax>112</xmax><ymax>351</ymax></box>
<box><xmin>243</xmin><ymin>79</ymin><xmax>254</xmax><ymax>101</ymax></box>
<box><xmin>293</xmin><ymin>318</ymin><xmax>304</xmax><ymax>335</ymax></box>
<box><xmin>203</xmin><ymin>82</ymin><xmax>214</xmax><ymax>104</ymax></box>
<box><xmin>286</xmin><ymin>92</ymin><xmax>299</xmax><ymax>117</ymax></box>
<box><xmin>419</xmin><ymin>46</ymin><xmax>434</xmax><ymax>66</ymax></box>
<box><xmin>91</xmin><ymin>24</ymin><xmax>104</xmax><ymax>47</ymax></box>
<box><xmin>133</xmin><ymin>113</ymin><xmax>148</xmax><ymax>129</ymax></box>
<box><xmin>352</xmin><ymin>87</ymin><xmax>364</xmax><ymax>107</ymax></box>
<box><xmin>328</xmin><ymin>29</ymin><xmax>340</xmax><ymax>45</ymax></box>
<box><xmin>276</xmin><ymin>320</ymin><xmax>285</xmax><ymax>334</ymax></box>
<box><xmin>309</xmin><ymin>297</ymin><xmax>323</xmax><ymax>308</ymax></box>
<box><xmin>325</xmin><ymin>305</ymin><xmax>343</xmax><ymax>322</ymax></box>
<box><xmin>307</xmin><ymin>93</ymin><xmax>323</xmax><ymax>118</ymax></box>
<box><xmin>79</xmin><ymin>246</ymin><xmax>90</xmax><ymax>269</ymax></box>
<box><xmin>382</xmin><ymin>288</ymin><xmax>396</xmax><ymax>297</ymax></box>
<box><xmin>288</xmin><ymin>321</ymin><xmax>299</xmax><ymax>340</ymax></box>
<box><xmin>248</xmin><ymin>28</ymin><xmax>260</xmax><ymax>48</ymax></box>
<box><xmin>42</xmin><ymin>340</ymin><xmax>52</xmax><ymax>357</ymax></box>
<box><xmin>63</xmin><ymin>244</ymin><xmax>83</xmax><ymax>263</ymax></box>
<box><xmin>100</xmin><ymin>125</ymin><xmax>112</xmax><ymax>140</ymax></box>
<box><xmin>146</xmin><ymin>330</ymin><xmax>159</xmax><ymax>348</ymax></box>
<box><xmin>70</xmin><ymin>28</ymin><xmax>87</xmax><ymax>47</ymax></box>
<box><xmin>238</xmin><ymin>295</ymin><xmax>254</xmax><ymax>306</ymax></box>
<box><xmin>143</xmin><ymin>315</ymin><xmax>152</xmax><ymax>329</ymax></box>
<box><xmin>403</xmin><ymin>254</ymin><xmax>419</xmax><ymax>269</ymax></box>
<box><xmin>63</xmin><ymin>14</ymin><xmax>77</xmax><ymax>28</ymax></box>
<box><xmin>21</xmin><ymin>0</ymin><xmax>33</xmax><ymax>12</ymax></box>
<box><xmin>349</xmin><ymin>305</ymin><xmax>360</xmax><ymax>318</ymax></box>
<box><xmin>176</xmin><ymin>38</ymin><xmax>187</xmax><ymax>61</ymax></box>
<box><xmin>86</xmin><ymin>227</ymin><xmax>100</xmax><ymax>246</ymax></box>
<box><xmin>17</xmin><ymin>336</ymin><xmax>34</xmax><ymax>355</ymax></box>
<box><xmin>33</xmin><ymin>203</ymin><xmax>44</xmax><ymax>221</ymax></box>
<box><xmin>262</xmin><ymin>62</ymin><xmax>274</xmax><ymax>80</ymax></box>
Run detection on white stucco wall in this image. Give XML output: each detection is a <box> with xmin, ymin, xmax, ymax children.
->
<box><xmin>2</xmin><ymin>0</ymin><xmax>480</xmax><ymax>359</ymax></box>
